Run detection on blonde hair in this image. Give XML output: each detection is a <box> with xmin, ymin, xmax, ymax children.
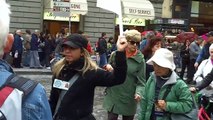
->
<box><xmin>0</xmin><ymin>0</ymin><xmax>11</xmax><ymax>56</ymax></box>
<box><xmin>52</xmin><ymin>48</ymin><xmax>99</xmax><ymax>77</ymax></box>
<box><xmin>124</xmin><ymin>29</ymin><xmax>141</xmax><ymax>42</ymax></box>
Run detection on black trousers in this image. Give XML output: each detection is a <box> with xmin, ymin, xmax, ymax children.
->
<box><xmin>12</xmin><ymin>52</ymin><xmax>22</xmax><ymax>68</ymax></box>
<box><xmin>107</xmin><ymin>112</ymin><xmax>134</xmax><ymax>120</ymax></box>
<box><xmin>54</xmin><ymin>114</ymin><xmax>96</xmax><ymax>120</ymax></box>
<box><xmin>187</xmin><ymin>59</ymin><xmax>196</xmax><ymax>82</ymax></box>
<box><xmin>180</xmin><ymin>60</ymin><xmax>190</xmax><ymax>79</ymax></box>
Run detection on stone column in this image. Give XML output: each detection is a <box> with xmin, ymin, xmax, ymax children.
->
<box><xmin>162</xmin><ymin>0</ymin><xmax>173</xmax><ymax>18</ymax></box>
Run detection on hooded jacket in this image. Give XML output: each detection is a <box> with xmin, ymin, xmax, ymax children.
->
<box><xmin>139</xmin><ymin>71</ymin><xmax>193</xmax><ymax>120</ymax></box>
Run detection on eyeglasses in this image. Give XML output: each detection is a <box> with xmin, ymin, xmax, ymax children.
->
<box><xmin>129</xmin><ymin>41</ymin><xmax>140</xmax><ymax>45</ymax></box>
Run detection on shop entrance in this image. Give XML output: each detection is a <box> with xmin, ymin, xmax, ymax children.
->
<box><xmin>43</xmin><ymin>20</ymin><xmax>79</xmax><ymax>36</ymax></box>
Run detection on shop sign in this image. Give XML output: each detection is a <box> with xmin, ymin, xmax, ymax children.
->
<box><xmin>152</xmin><ymin>19</ymin><xmax>163</xmax><ymax>24</ymax></box>
<box><xmin>126</xmin><ymin>8</ymin><xmax>152</xmax><ymax>16</ymax></box>
<box><xmin>53</xmin><ymin>0</ymin><xmax>70</xmax><ymax>17</ymax></box>
<box><xmin>71</xmin><ymin>3</ymin><xmax>81</xmax><ymax>10</ymax></box>
<box><xmin>53</xmin><ymin>0</ymin><xmax>87</xmax><ymax>17</ymax></box>
<box><xmin>53</xmin><ymin>1</ymin><xmax>83</xmax><ymax>10</ymax></box>
<box><xmin>168</xmin><ymin>19</ymin><xmax>185</xmax><ymax>25</ymax></box>
<box><xmin>116</xmin><ymin>17</ymin><xmax>145</xmax><ymax>26</ymax></box>
<box><xmin>43</xmin><ymin>12</ymin><xmax>80</xmax><ymax>22</ymax></box>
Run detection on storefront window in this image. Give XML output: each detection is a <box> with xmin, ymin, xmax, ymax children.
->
<box><xmin>190</xmin><ymin>1</ymin><xmax>213</xmax><ymax>34</ymax></box>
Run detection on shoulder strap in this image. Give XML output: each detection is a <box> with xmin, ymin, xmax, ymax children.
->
<box><xmin>162</xmin><ymin>78</ymin><xmax>183</xmax><ymax>100</ymax></box>
<box><xmin>53</xmin><ymin>73</ymin><xmax>80</xmax><ymax>118</ymax></box>
<box><xmin>3</xmin><ymin>74</ymin><xmax>38</xmax><ymax>99</ymax></box>
<box><xmin>162</xmin><ymin>84</ymin><xmax>174</xmax><ymax>100</ymax></box>
<box><xmin>67</xmin><ymin>73</ymin><xmax>79</xmax><ymax>88</ymax></box>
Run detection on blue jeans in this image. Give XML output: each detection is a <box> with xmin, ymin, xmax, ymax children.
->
<box><xmin>99</xmin><ymin>53</ymin><xmax>107</xmax><ymax>68</ymax></box>
<box><xmin>23</xmin><ymin>50</ymin><xmax>30</xmax><ymax>66</ymax></box>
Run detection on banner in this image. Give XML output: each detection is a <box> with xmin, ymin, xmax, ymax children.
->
<box><xmin>97</xmin><ymin>0</ymin><xmax>123</xmax><ymax>35</ymax></box>
<box><xmin>96</xmin><ymin>0</ymin><xmax>122</xmax><ymax>16</ymax></box>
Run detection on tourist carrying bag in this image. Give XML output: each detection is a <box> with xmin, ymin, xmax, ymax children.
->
<box><xmin>162</xmin><ymin>81</ymin><xmax>198</xmax><ymax>120</ymax></box>
<box><xmin>0</xmin><ymin>74</ymin><xmax>38</xmax><ymax>120</ymax></box>
<box><xmin>53</xmin><ymin>73</ymin><xmax>80</xmax><ymax>120</ymax></box>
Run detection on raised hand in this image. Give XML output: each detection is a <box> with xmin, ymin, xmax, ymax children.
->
<box><xmin>116</xmin><ymin>36</ymin><xmax>128</xmax><ymax>52</ymax></box>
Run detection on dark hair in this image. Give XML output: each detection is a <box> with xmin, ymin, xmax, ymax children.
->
<box><xmin>78</xmin><ymin>30</ymin><xmax>84</xmax><ymax>34</ymax></box>
<box><xmin>109</xmin><ymin>36</ymin><xmax>113</xmax><ymax>40</ymax></box>
<box><xmin>108</xmin><ymin>37</ymin><xmax>114</xmax><ymax>43</ymax></box>
<box><xmin>142</xmin><ymin>37</ymin><xmax>162</xmax><ymax>59</ymax></box>
<box><xmin>26</xmin><ymin>29</ymin><xmax>31</xmax><ymax>34</ymax></box>
<box><xmin>183</xmin><ymin>39</ymin><xmax>190</xmax><ymax>46</ymax></box>
<box><xmin>60</xmin><ymin>29</ymin><xmax>65</xmax><ymax>35</ymax></box>
<box><xmin>101</xmin><ymin>32</ymin><xmax>106</xmax><ymax>37</ymax></box>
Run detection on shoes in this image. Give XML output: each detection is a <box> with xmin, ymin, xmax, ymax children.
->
<box><xmin>46</xmin><ymin>67</ymin><xmax>51</xmax><ymax>70</ymax></box>
<box><xmin>30</xmin><ymin>66</ymin><xmax>43</xmax><ymax>69</ymax></box>
<box><xmin>14</xmin><ymin>66</ymin><xmax>23</xmax><ymax>68</ymax></box>
<box><xmin>36</xmin><ymin>67</ymin><xmax>43</xmax><ymax>69</ymax></box>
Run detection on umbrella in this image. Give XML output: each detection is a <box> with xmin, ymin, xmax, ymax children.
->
<box><xmin>141</xmin><ymin>30</ymin><xmax>153</xmax><ymax>36</ymax></box>
<box><xmin>141</xmin><ymin>31</ymin><xmax>163</xmax><ymax>38</ymax></box>
<box><xmin>201</xmin><ymin>34</ymin><xmax>208</xmax><ymax>41</ymax></box>
<box><xmin>176</xmin><ymin>32</ymin><xmax>198</xmax><ymax>43</ymax></box>
<box><xmin>156</xmin><ymin>31</ymin><xmax>163</xmax><ymax>38</ymax></box>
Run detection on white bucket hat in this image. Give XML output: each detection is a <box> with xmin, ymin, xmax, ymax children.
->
<box><xmin>146</xmin><ymin>48</ymin><xmax>176</xmax><ymax>70</ymax></box>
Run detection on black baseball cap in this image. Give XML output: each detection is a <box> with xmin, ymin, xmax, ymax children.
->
<box><xmin>206</xmin><ymin>31</ymin><xmax>213</xmax><ymax>37</ymax></box>
<box><xmin>63</xmin><ymin>34</ymin><xmax>88</xmax><ymax>49</ymax></box>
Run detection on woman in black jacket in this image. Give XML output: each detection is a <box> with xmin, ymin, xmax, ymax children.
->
<box><xmin>179</xmin><ymin>40</ymin><xmax>190</xmax><ymax>80</ymax></box>
<box><xmin>49</xmin><ymin>34</ymin><xmax>127</xmax><ymax>120</ymax></box>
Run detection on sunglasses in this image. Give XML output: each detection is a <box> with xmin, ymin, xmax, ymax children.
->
<box><xmin>129</xmin><ymin>41</ymin><xmax>140</xmax><ymax>45</ymax></box>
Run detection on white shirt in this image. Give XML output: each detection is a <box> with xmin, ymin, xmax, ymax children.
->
<box><xmin>193</xmin><ymin>58</ymin><xmax>213</xmax><ymax>87</ymax></box>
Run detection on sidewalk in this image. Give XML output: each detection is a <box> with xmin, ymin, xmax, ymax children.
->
<box><xmin>13</xmin><ymin>67</ymin><xmax>52</xmax><ymax>75</ymax></box>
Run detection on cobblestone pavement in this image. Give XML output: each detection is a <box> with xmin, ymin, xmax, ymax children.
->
<box><xmin>14</xmin><ymin>68</ymin><xmax>139</xmax><ymax>120</ymax></box>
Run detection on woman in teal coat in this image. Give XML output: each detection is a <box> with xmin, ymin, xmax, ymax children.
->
<box><xmin>103</xmin><ymin>29</ymin><xmax>146</xmax><ymax>120</ymax></box>
<box><xmin>139</xmin><ymin>48</ymin><xmax>194</xmax><ymax>120</ymax></box>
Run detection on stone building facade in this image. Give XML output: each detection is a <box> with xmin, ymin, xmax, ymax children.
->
<box><xmin>7</xmin><ymin>0</ymin><xmax>163</xmax><ymax>43</ymax></box>
<box><xmin>7</xmin><ymin>0</ymin><xmax>43</xmax><ymax>33</ymax></box>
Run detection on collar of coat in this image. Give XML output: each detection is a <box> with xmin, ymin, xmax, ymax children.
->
<box><xmin>153</xmin><ymin>71</ymin><xmax>179</xmax><ymax>87</ymax></box>
<box><xmin>127</xmin><ymin>50</ymin><xmax>144</xmax><ymax>63</ymax></box>
<box><xmin>0</xmin><ymin>59</ymin><xmax>14</xmax><ymax>73</ymax></box>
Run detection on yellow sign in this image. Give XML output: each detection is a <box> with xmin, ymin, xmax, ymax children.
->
<box><xmin>43</xmin><ymin>12</ymin><xmax>80</xmax><ymax>22</ymax></box>
<box><xmin>115</xmin><ymin>17</ymin><xmax>145</xmax><ymax>26</ymax></box>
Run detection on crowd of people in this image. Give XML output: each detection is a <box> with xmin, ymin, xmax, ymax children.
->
<box><xmin>1</xmin><ymin>1</ymin><xmax>213</xmax><ymax>120</ymax></box>
<box><xmin>4</xmin><ymin>29</ymin><xmax>57</xmax><ymax>69</ymax></box>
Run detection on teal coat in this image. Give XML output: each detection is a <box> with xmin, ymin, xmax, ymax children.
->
<box><xmin>103</xmin><ymin>50</ymin><xmax>146</xmax><ymax>116</ymax></box>
<box><xmin>139</xmin><ymin>71</ymin><xmax>193</xmax><ymax>120</ymax></box>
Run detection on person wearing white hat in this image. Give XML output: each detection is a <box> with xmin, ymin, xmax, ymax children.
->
<box><xmin>139</xmin><ymin>48</ymin><xmax>195</xmax><ymax>120</ymax></box>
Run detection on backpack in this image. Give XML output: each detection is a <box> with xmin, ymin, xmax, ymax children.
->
<box><xmin>23</xmin><ymin>34</ymin><xmax>31</xmax><ymax>50</ymax></box>
<box><xmin>0</xmin><ymin>74</ymin><xmax>38</xmax><ymax>120</ymax></box>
